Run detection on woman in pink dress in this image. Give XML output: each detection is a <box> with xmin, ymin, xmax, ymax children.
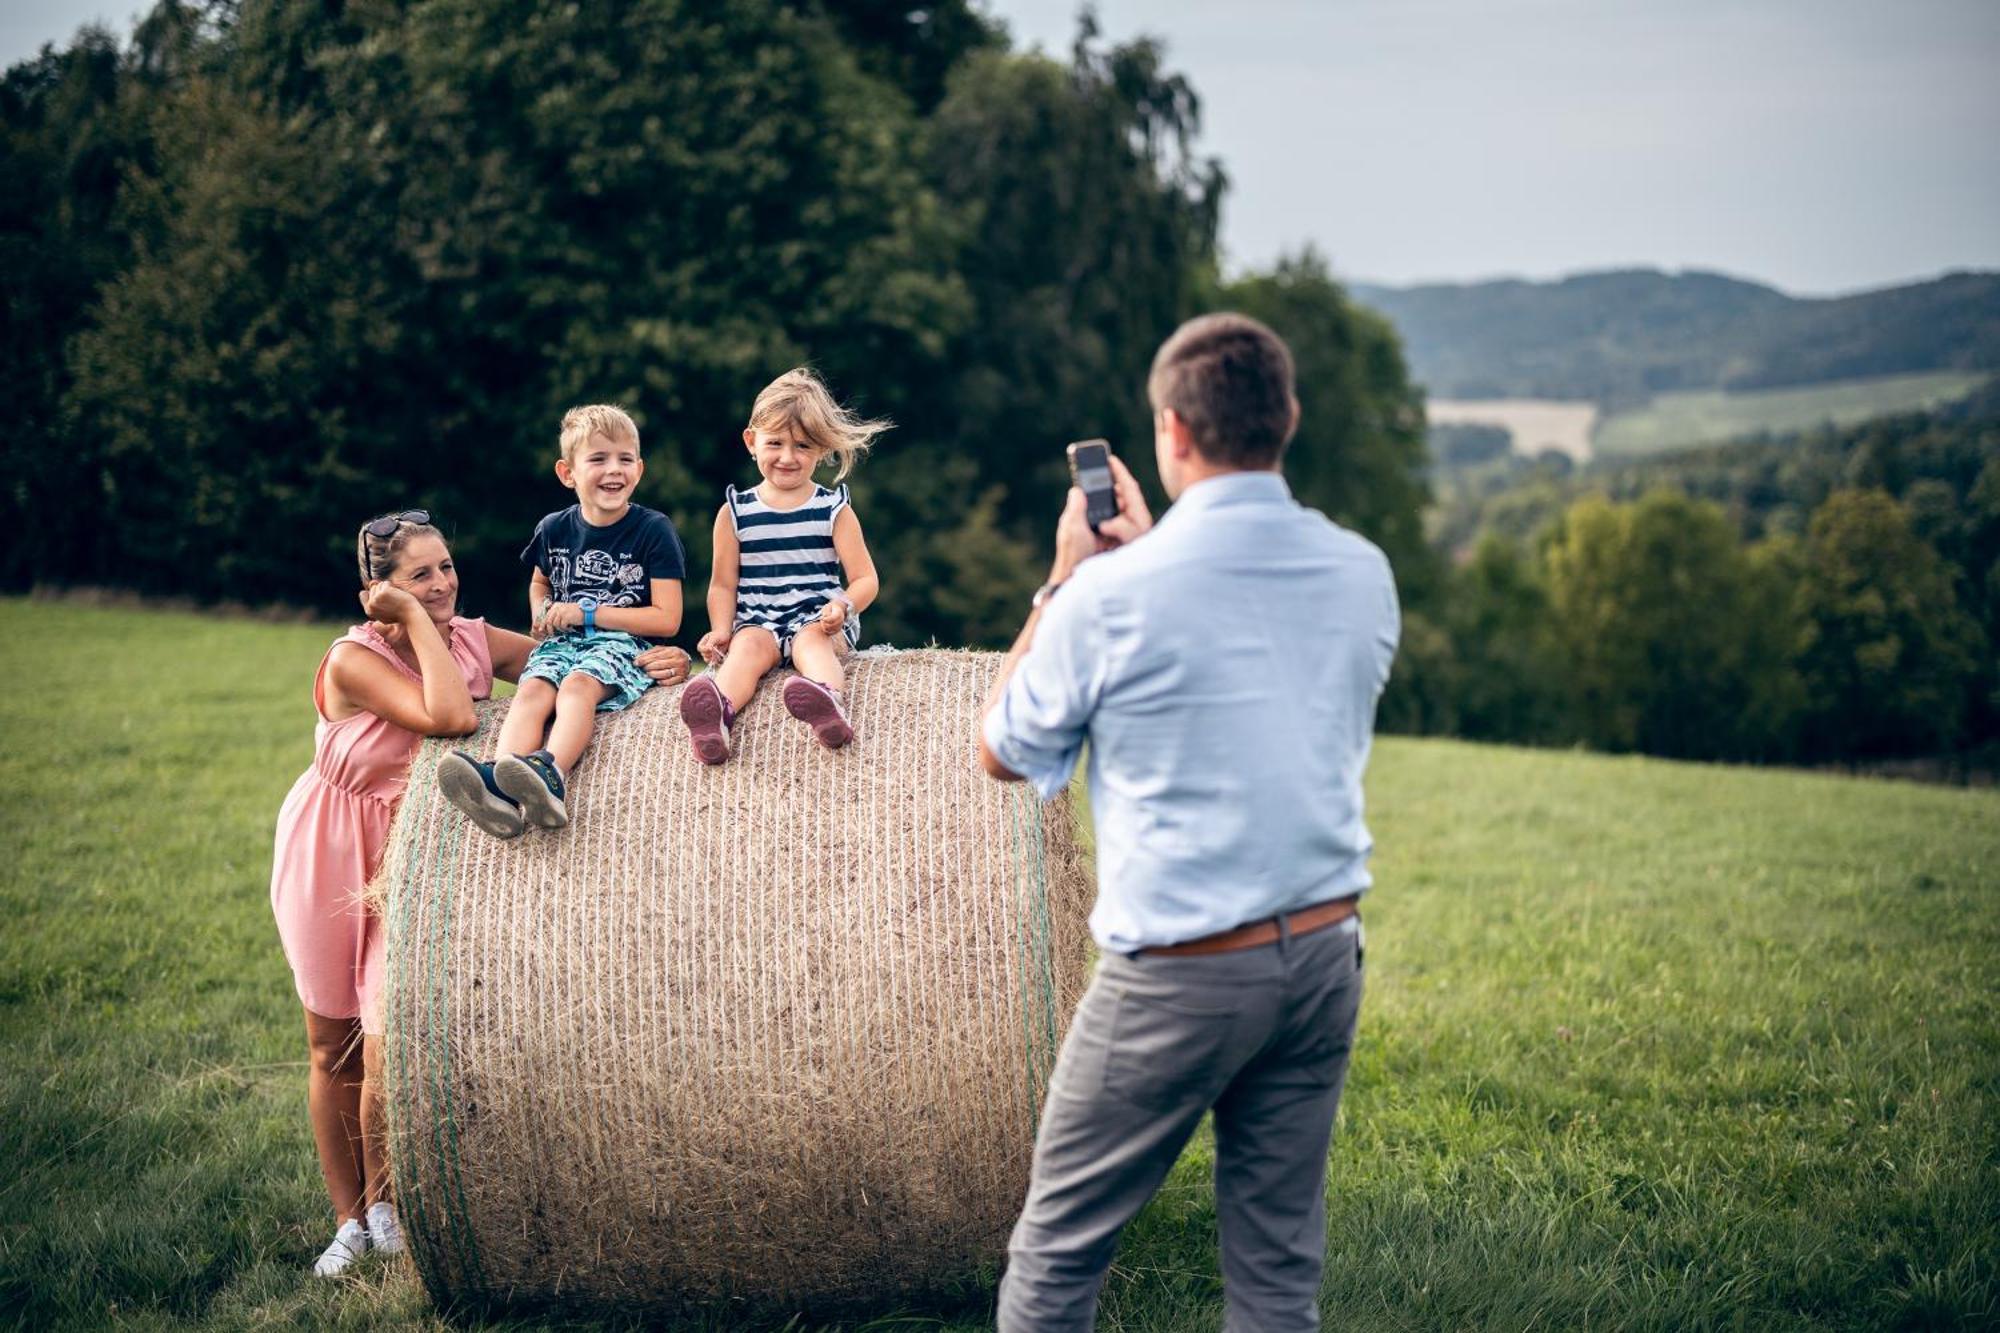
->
<box><xmin>271</xmin><ymin>512</ymin><xmax>689</xmax><ymax>1276</ymax></box>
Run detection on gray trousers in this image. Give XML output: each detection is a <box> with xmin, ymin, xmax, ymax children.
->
<box><xmin>997</xmin><ymin>915</ymin><xmax>1364</xmax><ymax>1333</ymax></box>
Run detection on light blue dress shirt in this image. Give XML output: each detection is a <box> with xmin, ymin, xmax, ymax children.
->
<box><xmin>983</xmin><ymin>471</ymin><xmax>1401</xmax><ymax>954</ymax></box>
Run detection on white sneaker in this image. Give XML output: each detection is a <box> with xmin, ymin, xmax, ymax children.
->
<box><xmin>312</xmin><ymin>1217</ymin><xmax>369</xmax><ymax>1277</ymax></box>
<box><xmin>364</xmin><ymin>1201</ymin><xmax>406</xmax><ymax>1255</ymax></box>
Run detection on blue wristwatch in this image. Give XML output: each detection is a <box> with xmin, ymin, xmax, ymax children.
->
<box><xmin>579</xmin><ymin>596</ymin><xmax>598</xmax><ymax>638</ymax></box>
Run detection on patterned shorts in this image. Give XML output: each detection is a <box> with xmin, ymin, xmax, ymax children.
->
<box><xmin>734</xmin><ymin>613</ymin><xmax>861</xmax><ymax>666</ymax></box>
<box><xmin>521</xmin><ymin>630</ymin><xmax>654</xmax><ymax>712</ymax></box>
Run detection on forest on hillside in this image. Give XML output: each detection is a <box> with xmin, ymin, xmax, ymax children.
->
<box><xmin>0</xmin><ymin>0</ymin><xmax>1430</xmax><ymax>647</ymax></box>
<box><xmin>1355</xmin><ymin>268</ymin><xmax>2000</xmax><ymax>405</ymax></box>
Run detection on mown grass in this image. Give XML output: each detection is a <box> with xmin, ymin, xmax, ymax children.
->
<box><xmin>1</xmin><ymin>598</ymin><xmax>1996</xmax><ymax>1331</ymax></box>
<box><xmin>1593</xmin><ymin>369</ymin><xmax>1991</xmax><ymax>458</ymax></box>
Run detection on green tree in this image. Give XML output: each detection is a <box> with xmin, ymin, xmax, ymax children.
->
<box><xmin>1440</xmin><ymin>536</ymin><xmax>1570</xmax><ymax>744</ymax></box>
<box><xmin>1543</xmin><ymin>490</ymin><xmax>1803</xmax><ymax>759</ymax></box>
<box><xmin>1220</xmin><ymin>250</ymin><xmax>1437</xmax><ymax>604</ymax></box>
<box><xmin>919</xmin><ymin>27</ymin><xmax>1221</xmax><ymax>530</ymax></box>
<box><xmin>1795</xmin><ymin>489</ymin><xmax>1982</xmax><ymax>757</ymax></box>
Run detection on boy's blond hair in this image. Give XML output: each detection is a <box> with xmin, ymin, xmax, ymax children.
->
<box><xmin>559</xmin><ymin>404</ymin><xmax>641</xmax><ymax>463</ymax></box>
<box><xmin>748</xmin><ymin>368</ymin><xmax>890</xmax><ymax>482</ymax></box>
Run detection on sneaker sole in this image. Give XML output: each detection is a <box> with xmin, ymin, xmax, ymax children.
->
<box><xmin>784</xmin><ymin>677</ymin><xmax>854</xmax><ymax>749</ymax></box>
<box><xmin>679</xmin><ymin>679</ymin><xmax>731</xmax><ymax>765</ymax></box>
<box><xmin>437</xmin><ymin>753</ymin><xmax>526</xmax><ymax>840</ymax></box>
<box><xmin>493</xmin><ymin>754</ymin><xmax>569</xmax><ymax>830</ymax></box>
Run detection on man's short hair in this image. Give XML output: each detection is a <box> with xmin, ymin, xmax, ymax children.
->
<box><xmin>1146</xmin><ymin>313</ymin><xmax>1298</xmax><ymax>468</ymax></box>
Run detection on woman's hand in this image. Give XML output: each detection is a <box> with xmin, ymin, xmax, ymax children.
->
<box><xmin>634</xmin><ymin>645</ymin><xmax>691</xmax><ymax>685</ymax></box>
<box><xmin>697</xmin><ymin>629</ymin><xmax>731</xmax><ymax>667</ymax></box>
<box><xmin>360</xmin><ymin>581</ymin><xmax>423</xmax><ymax>643</ymax></box>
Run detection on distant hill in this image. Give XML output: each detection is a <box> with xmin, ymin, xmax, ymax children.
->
<box><xmin>1351</xmin><ymin>268</ymin><xmax>2000</xmax><ymax>407</ymax></box>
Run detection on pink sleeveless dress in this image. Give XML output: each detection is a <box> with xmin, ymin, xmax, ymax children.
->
<box><xmin>270</xmin><ymin>618</ymin><xmax>493</xmax><ymax>1031</ymax></box>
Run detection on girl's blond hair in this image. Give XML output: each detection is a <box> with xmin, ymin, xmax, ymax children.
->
<box><xmin>559</xmin><ymin>404</ymin><xmax>641</xmax><ymax>463</ymax></box>
<box><xmin>747</xmin><ymin>368</ymin><xmax>890</xmax><ymax>482</ymax></box>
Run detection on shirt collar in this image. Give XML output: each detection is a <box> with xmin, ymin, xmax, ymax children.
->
<box><xmin>1156</xmin><ymin>469</ymin><xmax>1293</xmax><ymax>526</ymax></box>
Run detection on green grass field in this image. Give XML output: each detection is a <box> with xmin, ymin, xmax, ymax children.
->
<box><xmin>3</xmin><ymin>599</ymin><xmax>1997</xmax><ymax>1331</ymax></box>
<box><xmin>1592</xmin><ymin>370</ymin><xmax>1992</xmax><ymax>458</ymax></box>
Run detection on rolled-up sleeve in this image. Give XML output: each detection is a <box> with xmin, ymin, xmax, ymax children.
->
<box><xmin>982</xmin><ymin>584</ymin><xmax>1104</xmax><ymax>800</ymax></box>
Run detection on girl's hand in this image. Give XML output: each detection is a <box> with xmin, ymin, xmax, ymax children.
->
<box><xmin>697</xmin><ymin>629</ymin><xmax>731</xmax><ymax>666</ymax></box>
<box><xmin>816</xmin><ymin>599</ymin><xmax>848</xmax><ymax>634</ymax></box>
<box><xmin>635</xmin><ymin>645</ymin><xmax>691</xmax><ymax>685</ymax></box>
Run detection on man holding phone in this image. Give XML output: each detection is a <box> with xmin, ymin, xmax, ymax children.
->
<box><xmin>979</xmin><ymin>312</ymin><xmax>1401</xmax><ymax>1332</ymax></box>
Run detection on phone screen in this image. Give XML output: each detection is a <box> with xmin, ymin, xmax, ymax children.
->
<box><xmin>1069</xmin><ymin>440</ymin><xmax>1119</xmax><ymax>528</ymax></box>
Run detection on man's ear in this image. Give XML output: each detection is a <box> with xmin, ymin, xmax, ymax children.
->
<box><xmin>1161</xmin><ymin>408</ymin><xmax>1197</xmax><ymax>462</ymax></box>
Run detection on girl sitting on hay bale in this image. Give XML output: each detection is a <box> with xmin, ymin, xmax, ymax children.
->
<box><xmin>680</xmin><ymin>368</ymin><xmax>885</xmax><ymax>762</ymax></box>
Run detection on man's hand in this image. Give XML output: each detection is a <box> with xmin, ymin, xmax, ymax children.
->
<box><xmin>697</xmin><ymin>629</ymin><xmax>732</xmax><ymax>666</ymax></box>
<box><xmin>634</xmin><ymin>645</ymin><xmax>691</xmax><ymax>684</ymax></box>
<box><xmin>1050</xmin><ymin>453</ymin><xmax>1154</xmax><ymax>586</ymax></box>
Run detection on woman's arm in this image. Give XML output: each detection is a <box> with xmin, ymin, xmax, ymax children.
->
<box><xmin>484</xmin><ymin>624</ymin><xmax>537</xmax><ymax>684</ymax></box>
<box><xmin>698</xmin><ymin>506</ymin><xmax>740</xmax><ymax>665</ymax></box>
<box><xmin>326</xmin><ymin>586</ymin><xmax>478</xmax><ymax>734</ymax></box>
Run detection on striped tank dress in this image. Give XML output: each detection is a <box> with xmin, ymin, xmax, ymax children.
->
<box><xmin>727</xmin><ymin>482</ymin><xmax>862</xmax><ymax>658</ymax></box>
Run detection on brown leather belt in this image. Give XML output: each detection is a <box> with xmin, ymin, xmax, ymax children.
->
<box><xmin>1138</xmin><ymin>894</ymin><xmax>1360</xmax><ymax>957</ymax></box>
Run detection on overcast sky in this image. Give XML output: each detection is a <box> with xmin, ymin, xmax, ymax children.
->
<box><xmin>8</xmin><ymin>0</ymin><xmax>1996</xmax><ymax>296</ymax></box>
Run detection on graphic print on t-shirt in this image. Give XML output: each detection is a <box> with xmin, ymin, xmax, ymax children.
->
<box><xmin>522</xmin><ymin>505</ymin><xmax>688</xmax><ymax>624</ymax></box>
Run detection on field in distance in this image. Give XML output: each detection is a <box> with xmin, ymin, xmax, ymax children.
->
<box><xmin>1592</xmin><ymin>369</ymin><xmax>1991</xmax><ymax>458</ymax></box>
<box><xmin>2</xmin><ymin>599</ymin><xmax>1996</xmax><ymax>1330</ymax></box>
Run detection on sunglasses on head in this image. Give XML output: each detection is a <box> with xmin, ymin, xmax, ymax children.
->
<box><xmin>363</xmin><ymin>509</ymin><xmax>430</xmax><ymax>539</ymax></box>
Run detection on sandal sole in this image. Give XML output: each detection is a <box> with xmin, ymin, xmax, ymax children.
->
<box><xmin>493</xmin><ymin>754</ymin><xmax>568</xmax><ymax>829</ymax></box>
<box><xmin>784</xmin><ymin>677</ymin><xmax>854</xmax><ymax>749</ymax></box>
<box><xmin>436</xmin><ymin>753</ymin><xmax>526</xmax><ymax>840</ymax></box>
<box><xmin>679</xmin><ymin>679</ymin><xmax>732</xmax><ymax>765</ymax></box>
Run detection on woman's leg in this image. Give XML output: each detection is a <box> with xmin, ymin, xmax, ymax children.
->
<box><xmin>714</xmin><ymin>628</ymin><xmax>781</xmax><ymax>710</ymax></box>
<box><xmin>304</xmin><ymin>1008</ymin><xmax>367</xmax><ymax>1223</ymax></box>
<box><xmin>494</xmin><ymin>676</ymin><xmax>556</xmax><ymax>757</ymax></box>
<box><xmin>545</xmin><ymin>672</ymin><xmax>612</xmax><ymax>772</ymax></box>
<box><xmin>790</xmin><ymin>628</ymin><xmax>845</xmax><ymax>693</ymax></box>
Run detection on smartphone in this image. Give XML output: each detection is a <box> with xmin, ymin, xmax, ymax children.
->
<box><xmin>1067</xmin><ymin>439</ymin><xmax>1120</xmax><ymax>530</ymax></box>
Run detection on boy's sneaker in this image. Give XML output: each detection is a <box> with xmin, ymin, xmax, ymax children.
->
<box><xmin>783</xmin><ymin>676</ymin><xmax>854</xmax><ymax>749</ymax></box>
<box><xmin>312</xmin><ymin>1217</ymin><xmax>368</xmax><ymax>1277</ymax></box>
<box><xmin>364</xmin><ymin>1201</ymin><xmax>405</xmax><ymax>1256</ymax></box>
<box><xmin>437</xmin><ymin>751</ymin><xmax>525</xmax><ymax>840</ymax></box>
<box><xmin>679</xmin><ymin>675</ymin><xmax>735</xmax><ymax>765</ymax></box>
<box><xmin>494</xmin><ymin>750</ymin><xmax>568</xmax><ymax>829</ymax></box>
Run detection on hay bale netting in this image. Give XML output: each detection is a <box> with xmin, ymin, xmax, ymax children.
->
<box><xmin>372</xmin><ymin>649</ymin><xmax>1093</xmax><ymax>1316</ymax></box>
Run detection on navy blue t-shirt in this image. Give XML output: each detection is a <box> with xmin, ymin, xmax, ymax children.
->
<box><xmin>520</xmin><ymin>504</ymin><xmax>687</xmax><ymax>645</ymax></box>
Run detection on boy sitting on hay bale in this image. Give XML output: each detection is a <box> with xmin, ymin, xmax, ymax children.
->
<box><xmin>439</xmin><ymin>404</ymin><xmax>687</xmax><ymax>838</ymax></box>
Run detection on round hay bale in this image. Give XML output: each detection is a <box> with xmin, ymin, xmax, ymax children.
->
<box><xmin>373</xmin><ymin>648</ymin><xmax>1093</xmax><ymax>1316</ymax></box>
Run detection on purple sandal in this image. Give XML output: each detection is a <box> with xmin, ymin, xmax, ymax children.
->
<box><xmin>783</xmin><ymin>676</ymin><xmax>854</xmax><ymax>749</ymax></box>
<box><xmin>679</xmin><ymin>675</ymin><xmax>735</xmax><ymax>764</ymax></box>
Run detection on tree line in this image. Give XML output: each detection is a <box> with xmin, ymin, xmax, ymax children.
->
<box><xmin>0</xmin><ymin>0</ymin><xmax>1430</xmax><ymax>652</ymax></box>
<box><xmin>7</xmin><ymin>0</ymin><xmax>1988</xmax><ymax>770</ymax></box>
<box><xmin>1382</xmin><ymin>392</ymin><xmax>2000</xmax><ymax>767</ymax></box>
